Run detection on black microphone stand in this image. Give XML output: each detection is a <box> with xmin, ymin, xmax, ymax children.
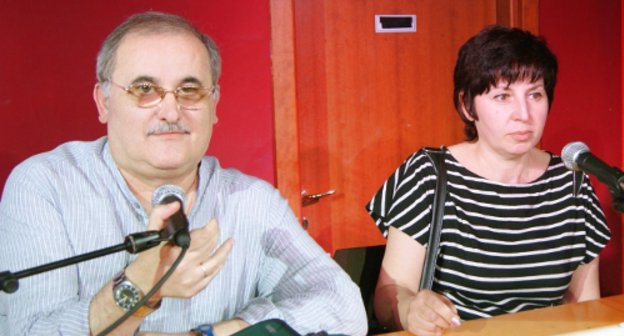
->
<box><xmin>0</xmin><ymin>230</ymin><xmax>165</xmax><ymax>293</ymax></box>
<box><xmin>607</xmin><ymin>177</ymin><xmax>624</xmax><ymax>213</ymax></box>
<box><xmin>611</xmin><ymin>195</ymin><xmax>624</xmax><ymax>213</ymax></box>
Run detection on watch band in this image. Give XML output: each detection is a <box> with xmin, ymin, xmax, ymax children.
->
<box><xmin>133</xmin><ymin>297</ymin><xmax>162</xmax><ymax>318</ymax></box>
<box><xmin>191</xmin><ymin>324</ymin><xmax>214</xmax><ymax>336</ymax></box>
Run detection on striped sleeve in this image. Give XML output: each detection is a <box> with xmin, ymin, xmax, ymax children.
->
<box><xmin>577</xmin><ymin>174</ymin><xmax>611</xmax><ymax>264</ymax></box>
<box><xmin>366</xmin><ymin>150</ymin><xmax>438</xmax><ymax>244</ymax></box>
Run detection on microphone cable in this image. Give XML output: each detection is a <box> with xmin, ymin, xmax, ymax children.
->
<box><xmin>96</xmin><ymin>245</ymin><xmax>189</xmax><ymax>336</ymax></box>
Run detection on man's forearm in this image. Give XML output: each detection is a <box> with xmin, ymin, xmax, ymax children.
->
<box><xmin>89</xmin><ymin>280</ymin><xmax>144</xmax><ymax>335</ymax></box>
<box><xmin>213</xmin><ymin>318</ymin><xmax>250</xmax><ymax>335</ymax></box>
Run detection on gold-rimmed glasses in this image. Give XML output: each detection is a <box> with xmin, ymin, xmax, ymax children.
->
<box><xmin>108</xmin><ymin>79</ymin><xmax>217</xmax><ymax>109</ymax></box>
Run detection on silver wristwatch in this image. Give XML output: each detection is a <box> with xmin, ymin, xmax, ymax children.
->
<box><xmin>112</xmin><ymin>270</ymin><xmax>161</xmax><ymax>317</ymax></box>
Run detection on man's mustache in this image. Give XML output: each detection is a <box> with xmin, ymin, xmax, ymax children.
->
<box><xmin>147</xmin><ymin>122</ymin><xmax>191</xmax><ymax>135</ymax></box>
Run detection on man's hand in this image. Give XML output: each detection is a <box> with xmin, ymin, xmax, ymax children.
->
<box><xmin>126</xmin><ymin>202</ymin><xmax>234</xmax><ymax>300</ymax></box>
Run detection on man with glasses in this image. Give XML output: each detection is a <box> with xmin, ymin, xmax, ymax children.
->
<box><xmin>0</xmin><ymin>11</ymin><xmax>366</xmax><ymax>336</ymax></box>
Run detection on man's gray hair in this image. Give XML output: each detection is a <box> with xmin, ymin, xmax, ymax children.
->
<box><xmin>96</xmin><ymin>11</ymin><xmax>221</xmax><ymax>89</ymax></box>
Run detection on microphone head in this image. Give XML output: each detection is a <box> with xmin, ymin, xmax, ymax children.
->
<box><xmin>561</xmin><ymin>141</ymin><xmax>590</xmax><ymax>171</ymax></box>
<box><xmin>152</xmin><ymin>184</ymin><xmax>187</xmax><ymax>208</ymax></box>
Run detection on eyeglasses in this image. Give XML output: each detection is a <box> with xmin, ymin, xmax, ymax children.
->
<box><xmin>108</xmin><ymin>80</ymin><xmax>217</xmax><ymax>109</ymax></box>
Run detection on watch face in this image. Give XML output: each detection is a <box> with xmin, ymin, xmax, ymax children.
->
<box><xmin>114</xmin><ymin>282</ymin><xmax>140</xmax><ymax>310</ymax></box>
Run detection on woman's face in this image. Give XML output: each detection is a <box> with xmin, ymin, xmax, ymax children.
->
<box><xmin>469</xmin><ymin>78</ymin><xmax>549</xmax><ymax>157</ymax></box>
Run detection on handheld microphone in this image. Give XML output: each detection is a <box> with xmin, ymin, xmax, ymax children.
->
<box><xmin>152</xmin><ymin>184</ymin><xmax>191</xmax><ymax>248</ymax></box>
<box><xmin>561</xmin><ymin>141</ymin><xmax>624</xmax><ymax>196</ymax></box>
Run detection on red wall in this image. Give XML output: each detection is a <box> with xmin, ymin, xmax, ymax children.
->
<box><xmin>2</xmin><ymin>1</ymin><xmax>622</xmax><ymax>295</ymax></box>
<box><xmin>0</xmin><ymin>1</ymin><xmax>276</xmax><ymax>192</ymax></box>
<box><xmin>540</xmin><ymin>0</ymin><xmax>622</xmax><ymax>296</ymax></box>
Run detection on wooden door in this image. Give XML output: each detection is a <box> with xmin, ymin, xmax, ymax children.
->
<box><xmin>271</xmin><ymin>0</ymin><xmax>539</xmax><ymax>254</ymax></box>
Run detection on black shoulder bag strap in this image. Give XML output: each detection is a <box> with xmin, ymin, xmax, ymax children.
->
<box><xmin>419</xmin><ymin>147</ymin><xmax>447</xmax><ymax>290</ymax></box>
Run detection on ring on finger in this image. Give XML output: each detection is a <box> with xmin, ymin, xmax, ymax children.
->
<box><xmin>199</xmin><ymin>263</ymin><xmax>209</xmax><ymax>277</ymax></box>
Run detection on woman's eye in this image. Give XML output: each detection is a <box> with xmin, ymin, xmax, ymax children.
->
<box><xmin>494</xmin><ymin>93</ymin><xmax>509</xmax><ymax>101</ymax></box>
<box><xmin>529</xmin><ymin>91</ymin><xmax>544</xmax><ymax>100</ymax></box>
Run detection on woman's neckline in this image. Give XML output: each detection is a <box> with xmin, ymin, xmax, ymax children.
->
<box><xmin>442</xmin><ymin>145</ymin><xmax>555</xmax><ymax>186</ymax></box>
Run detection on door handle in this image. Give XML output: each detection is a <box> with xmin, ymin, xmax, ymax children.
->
<box><xmin>301</xmin><ymin>189</ymin><xmax>336</xmax><ymax>207</ymax></box>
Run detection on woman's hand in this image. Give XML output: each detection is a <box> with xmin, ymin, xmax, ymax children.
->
<box><xmin>404</xmin><ymin>289</ymin><xmax>461</xmax><ymax>336</ymax></box>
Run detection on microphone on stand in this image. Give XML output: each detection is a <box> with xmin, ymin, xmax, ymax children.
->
<box><xmin>0</xmin><ymin>184</ymin><xmax>192</xmax><ymax>294</ymax></box>
<box><xmin>152</xmin><ymin>184</ymin><xmax>191</xmax><ymax>248</ymax></box>
<box><xmin>96</xmin><ymin>185</ymin><xmax>193</xmax><ymax>335</ymax></box>
<box><xmin>561</xmin><ymin>141</ymin><xmax>624</xmax><ymax>196</ymax></box>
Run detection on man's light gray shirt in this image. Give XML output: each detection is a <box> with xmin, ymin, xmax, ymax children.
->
<box><xmin>0</xmin><ymin>137</ymin><xmax>366</xmax><ymax>335</ymax></box>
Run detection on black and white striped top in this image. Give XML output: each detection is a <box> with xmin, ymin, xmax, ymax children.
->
<box><xmin>366</xmin><ymin>148</ymin><xmax>611</xmax><ymax>319</ymax></box>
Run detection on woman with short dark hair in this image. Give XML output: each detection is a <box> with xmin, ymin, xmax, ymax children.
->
<box><xmin>367</xmin><ymin>25</ymin><xmax>610</xmax><ymax>336</ymax></box>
